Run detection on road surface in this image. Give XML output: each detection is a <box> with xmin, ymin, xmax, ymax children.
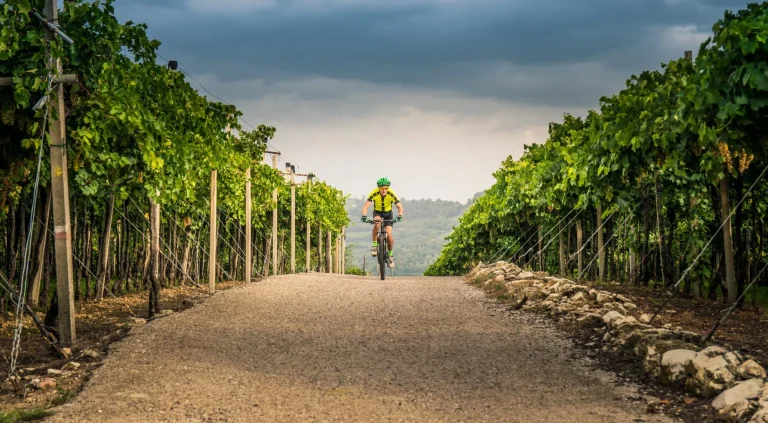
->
<box><xmin>49</xmin><ymin>274</ymin><xmax>672</xmax><ymax>423</ymax></box>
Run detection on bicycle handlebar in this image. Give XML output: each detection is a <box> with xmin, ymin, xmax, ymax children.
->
<box><xmin>363</xmin><ymin>218</ymin><xmax>397</xmax><ymax>224</ymax></box>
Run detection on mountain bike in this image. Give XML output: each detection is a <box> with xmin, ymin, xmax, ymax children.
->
<box><xmin>364</xmin><ymin>217</ymin><xmax>397</xmax><ymax>280</ymax></box>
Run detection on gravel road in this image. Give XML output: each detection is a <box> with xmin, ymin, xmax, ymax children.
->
<box><xmin>48</xmin><ymin>274</ymin><xmax>673</xmax><ymax>423</ymax></box>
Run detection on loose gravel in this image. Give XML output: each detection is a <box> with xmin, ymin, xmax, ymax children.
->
<box><xmin>47</xmin><ymin>274</ymin><xmax>674</xmax><ymax>422</ymax></box>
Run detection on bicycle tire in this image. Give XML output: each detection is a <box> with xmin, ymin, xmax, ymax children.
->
<box><xmin>378</xmin><ymin>233</ymin><xmax>387</xmax><ymax>280</ymax></box>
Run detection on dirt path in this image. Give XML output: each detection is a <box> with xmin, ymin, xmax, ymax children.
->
<box><xmin>47</xmin><ymin>274</ymin><xmax>673</xmax><ymax>423</ymax></box>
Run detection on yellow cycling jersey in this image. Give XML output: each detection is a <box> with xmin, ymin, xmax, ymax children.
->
<box><xmin>367</xmin><ymin>188</ymin><xmax>400</xmax><ymax>212</ymax></box>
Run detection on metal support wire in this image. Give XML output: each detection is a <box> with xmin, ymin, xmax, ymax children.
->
<box><xmin>578</xmin><ymin>211</ymin><xmax>632</xmax><ymax>280</ymax></box>
<box><xmin>116</xmin><ymin>206</ymin><xmax>198</xmax><ymax>283</ymax></box>
<box><xmin>502</xmin><ymin>225</ymin><xmax>544</xmax><ymax>264</ymax></box>
<box><xmin>134</xmin><ymin>198</ymin><xmax>235</xmax><ymax>282</ymax></box>
<box><xmin>522</xmin><ymin>209</ymin><xmax>583</xmax><ymax>269</ymax></box>
<box><xmin>9</xmin><ymin>75</ymin><xmax>52</xmax><ymax>377</ymax></box>
<box><xmin>569</xmin><ymin>210</ymin><xmax>616</xmax><ymax>261</ymax></box>
<box><xmin>515</xmin><ymin>209</ymin><xmax>578</xmax><ymax>267</ymax></box>
<box><xmin>649</xmin><ymin>162</ymin><xmax>768</xmax><ymax>324</ymax></box>
<box><xmin>176</xmin><ymin>198</ymin><xmax>246</xmax><ymax>264</ymax></box>
<box><xmin>489</xmin><ymin>225</ymin><xmax>537</xmax><ymax>264</ymax></box>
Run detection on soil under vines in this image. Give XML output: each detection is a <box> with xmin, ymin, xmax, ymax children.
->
<box><xmin>587</xmin><ymin>281</ymin><xmax>768</xmax><ymax>368</ymax></box>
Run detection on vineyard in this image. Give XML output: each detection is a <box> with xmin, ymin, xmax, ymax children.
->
<box><xmin>0</xmin><ymin>0</ymin><xmax>350</xmax><ymax>380</ymax></box>
<box><xmin>427</xmin><ymin>3</ymin><xmax>768</xmax><ymax>309</ymax></box>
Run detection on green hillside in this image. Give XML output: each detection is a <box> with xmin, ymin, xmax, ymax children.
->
<box><xmin>344</xmin><ymin>194</ymin><xmax>480</xmax><ymax>275</ymax></box>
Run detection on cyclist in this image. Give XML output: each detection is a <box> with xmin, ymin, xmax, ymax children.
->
<box><xmin>361</xmin><ymin>177</ymin><xmax>403</xmax><ymax>267</ymax></box>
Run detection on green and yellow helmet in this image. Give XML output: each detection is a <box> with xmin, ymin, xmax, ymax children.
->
<box><xmin>376</xmin><ymin>177</ymin><xmax>390</xmax><ymax>187</ymax></box>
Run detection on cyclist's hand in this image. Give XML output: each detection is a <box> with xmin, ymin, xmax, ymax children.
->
<box><xmin>360</xmin><ymin>215</ymin><xmax>367</xmax><ymax>223</ymax></box>
<box><xmin>397</xmin><ymin>215</ymin><xmax>403</xmax><ymax>222</ymax></box>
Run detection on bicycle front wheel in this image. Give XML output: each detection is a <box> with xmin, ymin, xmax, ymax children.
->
<box><xmin>378</xmin><ymin>234</ymin><xmax>387</xmax><ymax>280</ymax></box>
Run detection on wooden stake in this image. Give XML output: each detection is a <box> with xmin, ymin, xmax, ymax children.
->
<box><xmin>45</xmin><ymin>0</ymin><xmax>75</xmax><ymax>345</ymax></box>
<box><xmin>326</xmin><ymin>231</ymin><xmax>332</xmax><ymax>273</ymax></box>
<box><xmin>576</xmin><ymin>220</ymin><xmax>583</xmax><ymax>276</ymax></box>
<box><xmin>538</xmin><ymin>225</ymin><xmax>543</xmax><ymax>271</ymax></box>
<box><xmin>318</xmin><ymin>225</ymin><xmax>323</xmax><ymax>272</ymax></box>
<box><xmin>597</xmin><ymin>204</ymin><xmax>605</xmax><ymax>281</ymax></box>
<box><xmin>559</xmin><ymin>221</ymin><xmax>566</xmax><ymax>276</ymax></box>
<box><xmin>306</xmin><ymin>177</ymin><xmax>312</xmax><ymax>273</ymax></box>
<box><xmin>272</xmin><ymin>155</ymin><xmax>278</xmax><ymax>276</ymax></box>
<box><xmin>341</xmin><ymin>227</ymin><xmax>346</xmax><ymax>274</ymax></box>
<box><xmin>245</xmin><ymin>167</ymin><xmax>252</xmax><ymax>282</ymax></box>
<box><xmin>290</xmin><ymin>167</ymin><xmax>296</xmax><ymax>273</ymax></box>
<box><xmin>148</xmin><ymin>198</ymin><xmax>161</xmax><ymax>317</ymax></box>
<box><xmin>208</xmin><ymin>170</ymin><xmax>217</xmax><ymax>294</ymax></box>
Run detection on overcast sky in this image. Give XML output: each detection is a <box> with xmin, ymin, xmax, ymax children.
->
<box><xmin>113</xmin><ymin>0</ymin><xmax>745</xmax><ymax>203</ymax></box>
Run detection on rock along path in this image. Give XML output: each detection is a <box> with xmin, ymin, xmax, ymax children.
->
<box><xmin>48</xmin><ymin>274</ymin><xmax>673</xmax><ymax>423</ymax></box>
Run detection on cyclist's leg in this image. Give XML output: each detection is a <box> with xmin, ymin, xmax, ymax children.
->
<box><xmin>383</xmin><ymin>211</ymin><xmax>394</xmax><ymax>261</ymax></box>
<box><xmin>384</xmin><ymin>221</ymin><xmax>395</xmax><ymax>267</ymax></box>
<box><xmin>371</xmin><ymin>212</ymin><xmax>383</xmax><ymax>256</ymax></box>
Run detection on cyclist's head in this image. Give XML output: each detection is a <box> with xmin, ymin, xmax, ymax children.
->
<box><xmin>376</xmin><ymin>177</ymin><xmax>390</xmax><ymax>188</ymax></box>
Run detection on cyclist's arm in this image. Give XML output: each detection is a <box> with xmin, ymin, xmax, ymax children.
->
<box><xmin>361</xmin><ymin>200</ymin><xmax>372</xmax><ymax>216</ymax></box>
<box><xmin>395</xmin><ymin>202</ymin><xmax>403</xmax><ymax>217</ymax></box>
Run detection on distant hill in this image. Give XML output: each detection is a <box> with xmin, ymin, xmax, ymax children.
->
<box><xmin>344</xmin><ymin>193</ymin><xmax>480</xmax><ymax>275</ymax></box>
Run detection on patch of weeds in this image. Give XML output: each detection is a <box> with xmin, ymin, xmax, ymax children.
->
<box><xmin>49</xmin><ymin>386</ymin><xmax>76</xmax><ymax>407</ymax></box>
<box><xmin>496</xmin><ymin>293</ymin><xmax>510</xmax><ymax>301</ymax></box>
<box><xmin>0</xmin><ymin>408</ymin><xmax>54</xmax><ymax>423</ymax></box>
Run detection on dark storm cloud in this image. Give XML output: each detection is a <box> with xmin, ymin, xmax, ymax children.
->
<box><xmin>112</xmin><ymin>0</ymin><xmax>748</xmax><ymax>107</ymax></box>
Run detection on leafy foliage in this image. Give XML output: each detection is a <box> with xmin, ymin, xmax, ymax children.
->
<box><xmin>0</xmin><ymin>0</ymin><xmax>349</xmax><ymax>306</ymax></box>
<box><xmin>427</xmin><ymin>3</ymin><xmax>768</xmax><ymax>303</ymax></box>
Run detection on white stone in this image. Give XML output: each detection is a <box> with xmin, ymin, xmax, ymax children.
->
<box><xmin>623</xmin><ymin>303</ymin><xmax>638</xmax><ymax>311</ymax></box>
<box><xmin>738</xmin><ymin>360</ymin><xmax>767</xmax><ymax>380</ymax></box>
<box><xmin>719</xmin><ymin>400</ymin><xmax>758</xmax><ymax>423</ymax></box>
<box><xmin>61</xmin><ymin>362</ymin><xmax>81</xmax><ymax>372</ymax></box>
<box><xmin>569</xmin><ymin>292</ymin><xmax>588</xmax><ymax>306</ymax></box>
<box><xmin>602</xmin><ymin>302</ymin><xmax>628</xmax><ymax>314</ymax></box>
<box><xmin>724</xmin><ymin>351</ymin><xmax>744</xmax><ymax>372</ymax></box>
<box><xmin>700</xmin><ymin>346</ymin><xmax>729</xmax><ymax>357</ymax></box>
<box><xmin>602</xmin><ymin>311</ymin><xmax>624</xmax><ymax>325</ymax></box>
<box><xmin>595</xmin><ymin>293</ymin><xmax>613</xmax><ymax>304</ymax></box>
<box><xmin>660</xmin><ymin>349</ymin><xmax>697</xmax><ymax>386</ymax></box>
<box><xmin>611</xmin><ymin>316</ymin><xmax>638</xmax><ymax>329</ymax></box>
<box><xmin>80</xmin><ymin>349</ymin><xmax>101</xmax><ymax>359</ymax></box>
<box><xmin>615</xmin><ymin>294</ymin><xmax>632</xmax><ymax>303</ymax></box>
<box><xmin>686</xmin><ymin>347</ymin><xmax>738</xmax><ymax>397</ymax></box>
<box><xmin>750</xmin><ymin>409</ymin><xmax>768</xmax><ymax>423</ymax></box>
<box><xmin>713</xmin><ymin>379</ymin><xmax>764</xmax><ymax>409</ymax></box>
<box><xmin>639</xmin><ymin>314</ymin><xmax>652</xmax><ymax>324</ymax></box>
<box><xmin>576</xmin><ymin>313</ymin><xmax>603</xmax><ymax>325</ymax></box>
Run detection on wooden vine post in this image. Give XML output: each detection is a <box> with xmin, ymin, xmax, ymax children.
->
<box><xmin>208</xmin><ymin>169</ymin><xmax>217</xmax><ymax>294</ymax></box>
<box><xmin>245</xmin><ymin>166</ymin><xmax>252</xmax><ymax>282</ymax></box>
<box><xmin>0</xmin><ymin>0</ymin><xmax>84</xmax><ymax>345</ymax></box>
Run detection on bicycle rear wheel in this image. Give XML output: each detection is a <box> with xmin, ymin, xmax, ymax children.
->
<box><xmin>378</xmin><ymin>234</ymin><xmax>387</xmax><ymax>280</ymax></box>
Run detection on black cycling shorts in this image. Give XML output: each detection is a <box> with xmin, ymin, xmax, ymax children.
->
<box><xmin>373</xmin><ymin>211</ymin><xmax>394</xmax><ymax>227</ymax></box>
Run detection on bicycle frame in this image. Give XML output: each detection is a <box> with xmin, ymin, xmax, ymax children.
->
<box><xmin>365</xmin><ymin>218</ymin><xmax>396</xmax><ymax>280</ymax></box>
